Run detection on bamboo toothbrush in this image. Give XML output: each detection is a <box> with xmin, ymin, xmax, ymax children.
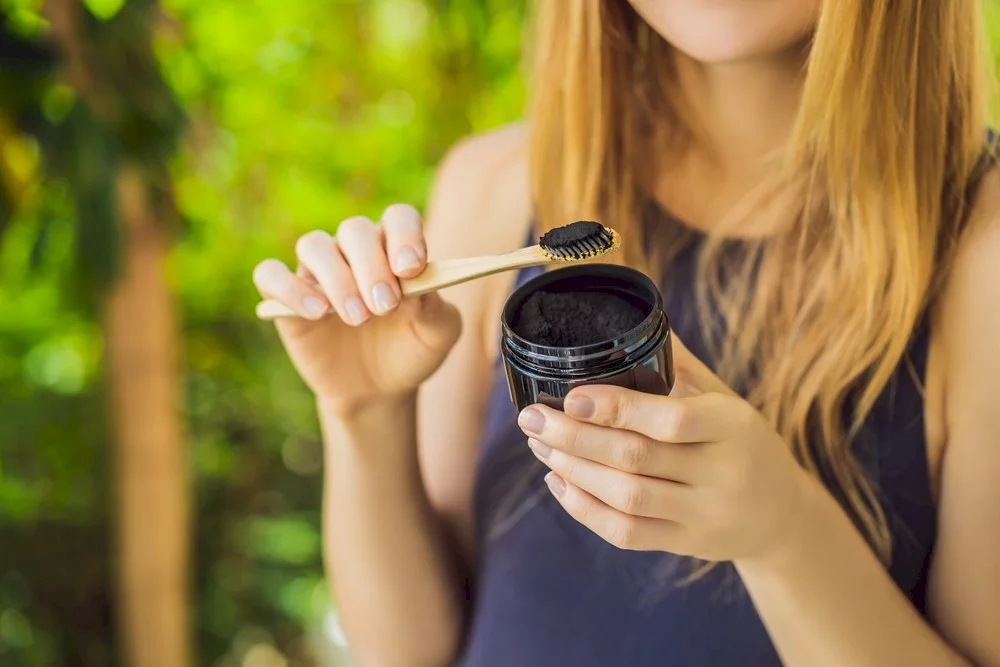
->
<box><xmin>255</xmin><ymin>220</ymin><xmax>622</xmax><ymax>320</ymax></box>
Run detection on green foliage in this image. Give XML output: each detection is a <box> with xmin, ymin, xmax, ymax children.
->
<box><xmin>0</xmin><ymin>1</ymin><xmax>525</xmax><ymax>665</ymax></box>
<box><xmin>82</xmin><ymin>0</ymin><xmax>126</xmax><ymax>21</ymax></box>
<box><xmin>163</xmin><ymin>5</ymin><xmax>526</xmax><ymax>663</ymax></box>
<box><xmin>0</xmin><ymin>0</ymin><xmax>184</xmax><ymax>299</ymax></box>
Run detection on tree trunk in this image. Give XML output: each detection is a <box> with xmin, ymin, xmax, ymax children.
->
<box><xmin>104</xmin><ymin>165</ymin><xmax>190</xmax><ymax>667</ymax></box>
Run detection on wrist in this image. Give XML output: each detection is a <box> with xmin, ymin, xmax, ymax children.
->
<box><xmin>736</xmin><ymin>468</ymin><xmax>832</xmax><ymax>574</ymax></box>
<box><xmin>316</xmin><ymin>391</ymin><xmax>418</xmax><ymax>423</ymax></box>
<box><xmin>317</xmin><ymin>391</ymin><xmax>427</xmax><ymax>498</ymax></box>
<box><xmin>316</xmin><ymin>391</ymin><xmax>419</xmax><ymax>455</ymax></box>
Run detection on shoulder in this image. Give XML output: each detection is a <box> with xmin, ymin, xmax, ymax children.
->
<box><xmin>924</xmin><ymin>164</ymin><xmax>1000</xmax><ymax>665</ymax></box>
<box><xmin>935</xmin><ymin>164</ymin><xmax>1000</xmax><ymax>437</ymax></box>
<box><xmin>955</xmin><ymin>164</ymin><xmax>1000</xmax><ymax>271</ymax></box>
<box><xmin>425</xmin><ymin>122</ymin><xmax>531</xmax><ymax>259</ymax></box>
<box><xmin>424</xmin><ymin>122</ymin><xmax>532</xmax><ymax>347</ymax></box>
<box><xmin>934</xmin><ymin>168</ymin><xmax>1000</xmax><ymax>452</ymax></box>
<box><xmin>925</xmin><ymin>165</ymin><xmax>1000</xmax><ymax>490</ymax></box>
<box><xmin>414</xmin><ymin>124</ymin><xmax>532</xmax><ymax>555</ymax></box>
<box><xmin>939</xmin><ymin>165</ymin><xmax>1000</xmax><ymax>345</ymax></box>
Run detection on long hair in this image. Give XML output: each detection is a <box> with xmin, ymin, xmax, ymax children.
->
<box><xmin>528</xmin><ymin>0</ymin><xmax>991</xmax><ymax>562</ymax></box>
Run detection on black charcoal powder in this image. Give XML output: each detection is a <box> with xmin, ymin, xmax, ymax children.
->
<box><xmin>513</xmin><ymin>289</ymin><xmax>647</xmax><ymax>347</ymax></box>
<box><xmin>538</xmin><ymin>221</ymin><xmax>604</xmax><ymax>249</ymax></box>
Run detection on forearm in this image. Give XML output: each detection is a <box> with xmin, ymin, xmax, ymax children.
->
<box><xmin>320</xmin><ymin>395</ymin><xmax>464</xmax><ymax>667</ymax></box>
<box><xmin>735</xmin><ymin>476</ymin><xmax>971</xmax><ymax>667</ymax></box>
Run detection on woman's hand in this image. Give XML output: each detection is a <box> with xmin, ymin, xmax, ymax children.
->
<box><xmin>252</xmin><ymin>204</ymin><xmax>462</xmax><ymax>415</ymax></box>
<box><xmin>517</xmin><ymin>337</ymin><xmax>813</xmax><ymax>563</ymax></box>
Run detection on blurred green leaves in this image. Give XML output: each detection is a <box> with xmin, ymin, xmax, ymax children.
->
<box><xmin>2</xmin><ymin>1</ymin><xmax>526</xmax><ymax>664</ymax></box>
<box><xmin>0</xmin><ymin>0</ymin><xmax>47</xmax><ymax>38</ymax></box>
<box><xmin>245</xmin><ymin>515</ymin><xmax>321</xmax><ymax>566</ymax></box>
<box><xmin>82</xmin><ymin>0</ymin><xmax>125</xmax><ymax>21</ymax></box>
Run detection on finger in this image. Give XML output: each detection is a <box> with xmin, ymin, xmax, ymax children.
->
<box><xmin>529</xmin><ymin>440</ymin><xmax>692</xmax><ymax>520</ymax></box>
<box><xmin>670</xmin><ymin>333</ymin><xmax>736</xmax><ymax>396</ymax></box>
<box><xmin>336</xmin><ymin>216</ymin><xmax>400</xmax><ymax>315</ymax></box>
<box><xmin>399</xmin><ymin>291</ymin><xmax>463</xmax><ymax>351</ymax></box>
<box><xmin>380</xmin><ymin>203</ymin><xmax>427</xmax><ymax>278</ymax></box>
<box><xmin>295</xmin><ymin>230</ymin><xmax>370</xmax><ymax>326</ymax></box>
<box><xmin>667</xmin><ymin>372</ymin><xmax>703</xmax><ymax>399</ymax></box>
<box><xmin>562</xmin><ymin>386</ymin><xmax>735</xmax><ymax>443</ymax></box>
<box><xmin>296</xmin><ymin>262</ymin><xmax>317</xmax><ymax>283</ymax></box>
<box><xmin>545</xmin><ymin>473</ymin><xmax>681</xmax><ymax>552</ymax></box>
<box><xmin>252</xmin><ymin>258</ymin><xmax>329</xmax><ymax>320</ymax></box>
<box><xmin>518</xmin><ymin>404</ymin><xmax>703</xmax><ymax>481</ymax></box>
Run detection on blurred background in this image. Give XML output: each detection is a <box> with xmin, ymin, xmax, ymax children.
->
<box><xmin>0</xmin><ymin>0</ymin><xmax>523</xmax><ymax>665</ymax></box>
<box><xmin>0</xmin><ymin>1</ymin><xmax>997</xmax><ymax>666</ymax></box>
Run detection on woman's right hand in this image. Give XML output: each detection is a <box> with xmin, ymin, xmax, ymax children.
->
<box><xmin>252</xmin><ymin>204</ymin><xmax>462</xmax><ymax>415</ymax></box>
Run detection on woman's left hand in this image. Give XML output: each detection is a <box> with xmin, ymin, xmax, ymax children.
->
<box><xmin>517</xmin><ymin>337</ymin><xmax>814</xmax><ymax>563</ymax></box>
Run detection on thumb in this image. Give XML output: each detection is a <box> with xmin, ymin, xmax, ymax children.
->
<box><xmin>403</xmin><ymin>291</ymin><xmax>462</xmax><ymax>353</ymax></box>
<box><xmin>669</xmin><ymin>332</ymin><xmax>736</xmax><ymax>397</ymax></box>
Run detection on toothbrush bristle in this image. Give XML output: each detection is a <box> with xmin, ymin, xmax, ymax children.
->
<box><xmin>539</xmin><ymin>221</ymin><xmax>620</xmax><ymax>261</ymax></box>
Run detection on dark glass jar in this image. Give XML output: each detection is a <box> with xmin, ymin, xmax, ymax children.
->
<box><xmin>500</xmin><ymin>264</ymin><xmax>674</xmax><ymax>412</ymax></box>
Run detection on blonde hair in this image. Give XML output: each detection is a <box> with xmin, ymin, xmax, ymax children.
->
<box><xmin>528</xmin><ymin>0</ymin><xmax>991</xmax><ymax>562</ymax></box>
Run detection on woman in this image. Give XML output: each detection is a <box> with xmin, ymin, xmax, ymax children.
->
<box><xmin>252</xmin><ymin>2</ymin><xmax>1000</xmax><ymax>665</ymax></box>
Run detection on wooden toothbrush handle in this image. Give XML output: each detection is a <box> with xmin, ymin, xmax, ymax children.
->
<box><xmin>400</xmin><ymin>248</ymin><xmax>546</xmax><ymax>296</ymax></box>
<box><xmin>255</xmin><ymin>247</ymin><xmax>549</xmax><ymax>321</ymax></box>
<box><xmin>255</xmin><ymin>300</ymin><xmax>307</xmax><ymax>320</ymax></box>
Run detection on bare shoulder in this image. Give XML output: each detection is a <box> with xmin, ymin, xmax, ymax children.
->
<box><xmin>926</xmin><ymin>166</ymin><xmax>1000</xmax><ymax>489</ymax></box>
<box><xmin>939</xmin><ymin>166</ymin><xmax>1000</xmax><ymax>341</ymax></box>
<box><xmin>954</xmin><ymin>165</ymin><xmax>1000</xmax><ymax>272</ymax></box>
<box><xmin>925</xmin><ymin>164</ymin><xmax>1000</xmax><ymax>667</ymax></box>
<box><xmin>424</xmin><ymin>122</ymin><xmax>532</xmax><ymax>345</ymax></box>
<box><xmin>425</xmin><ymin>122</ymin><xmax>531</xmax><ymax>260</ymax></box>
<box><xmin>415</xmin><ymin>124</ymin><xmax>531</xmax><ymax>556</ymax></box>
<box><xmin>936</xmin><ymin>166</ymin><xmax>1000</xmax><ymax>420</ymax></box>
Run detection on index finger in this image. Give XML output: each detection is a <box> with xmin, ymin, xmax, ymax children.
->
<box><xmin>381</xmin><ymin>203</ymin><xmax>427</xmax><ymax>278</ymax></box>
<box><xmin>563</xmin><ymin>386</ymin><xmax>733</xmax><ymax>443</ymax></box>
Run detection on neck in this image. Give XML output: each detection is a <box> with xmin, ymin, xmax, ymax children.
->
<box><xmin>674</xmin><ymin>45</ymin><xmax>808</xmax><ymax>172</ymax></box>
<box><xmin>654</xmin><ymin>44</ymin><xmax>809</xmax><ymax>235</ymax></box>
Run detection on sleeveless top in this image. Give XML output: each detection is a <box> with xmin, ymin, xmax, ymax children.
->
<box><xmin>457</xmin><ymin>204</ymin><xmax>938</xmax><ymax>667</ymax></box>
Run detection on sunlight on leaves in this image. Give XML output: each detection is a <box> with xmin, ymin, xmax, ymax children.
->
<box><xmin>81</xmin><ymin>0</ymin><xmax>126</xmax><ymax>21</ymax></box>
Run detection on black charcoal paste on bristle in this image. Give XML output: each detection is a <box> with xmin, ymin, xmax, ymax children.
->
<box><xmin>538</xmin><ymin>221</ymin><xmax>604</xmax><ymax>250</ymax></box>
<box><xmin>514</xmin><ymin>289</ymin><xmax>647</xmax><ymax>347</ymax></box>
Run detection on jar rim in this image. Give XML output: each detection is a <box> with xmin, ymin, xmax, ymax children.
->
<box><xmin>500</xmin><ymin>264</ymin><xmax>668</xmax><ymax>371</ymax></box>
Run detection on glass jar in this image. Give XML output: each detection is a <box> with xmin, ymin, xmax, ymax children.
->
<box><xmin>500</xmin><ymin>264</ymin><xmax>674</xmax><ymax>412</ymax></box>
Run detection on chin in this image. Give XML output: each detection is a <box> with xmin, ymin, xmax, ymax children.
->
<box><xmin>627</xmin><ymin>0</ymin><xmax>821</xmax><ymax>64</ymax></box>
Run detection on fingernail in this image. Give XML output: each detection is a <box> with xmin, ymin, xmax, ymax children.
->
<box><xmin>545</xmin><ymin>472</ymin><xmax>566</xmax><ymax>498</ymax></box>
<box><xmin>527</xmin><ymin>438</ymin><xmax>551</xmax><ymax>460</ymax></box>
<box><xmin>565</xmin><ymin>395</ymin><xmax>595</xmax><ymax>419</ymax></box>
<box><xmin>395</xmin><ymin>247</ymin><xmax>420</xmax><ymax>272</ymax></box>
<box><xmin>303</xmin><ymin>295</ymin><xmax>327</xmax><ymax>318</ymax></box>
<box><xmin>518</xmin><ymin>407</ymin><xmax>545</xmax><ymax>435</ymax></box>
<box><xmin>371</xmin><ymin>282</ymin><xmax>398</xmax><ymax>314</ymax></box>
<box><xmin>344</xmin><ymin>296</ymin><xmax>368</xmax><ymax>325</ymax></box>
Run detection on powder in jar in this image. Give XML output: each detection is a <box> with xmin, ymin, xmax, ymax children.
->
<box><xmin>513</xmin><ymin>289</ymin><xmax>648</xmax><ymax>347</ymax></box>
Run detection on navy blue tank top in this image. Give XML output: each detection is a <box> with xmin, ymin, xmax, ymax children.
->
<box><xmin>458</xmin><ymin>208</ymin><xmax>937</xmax><ymax>666</ymax></box>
